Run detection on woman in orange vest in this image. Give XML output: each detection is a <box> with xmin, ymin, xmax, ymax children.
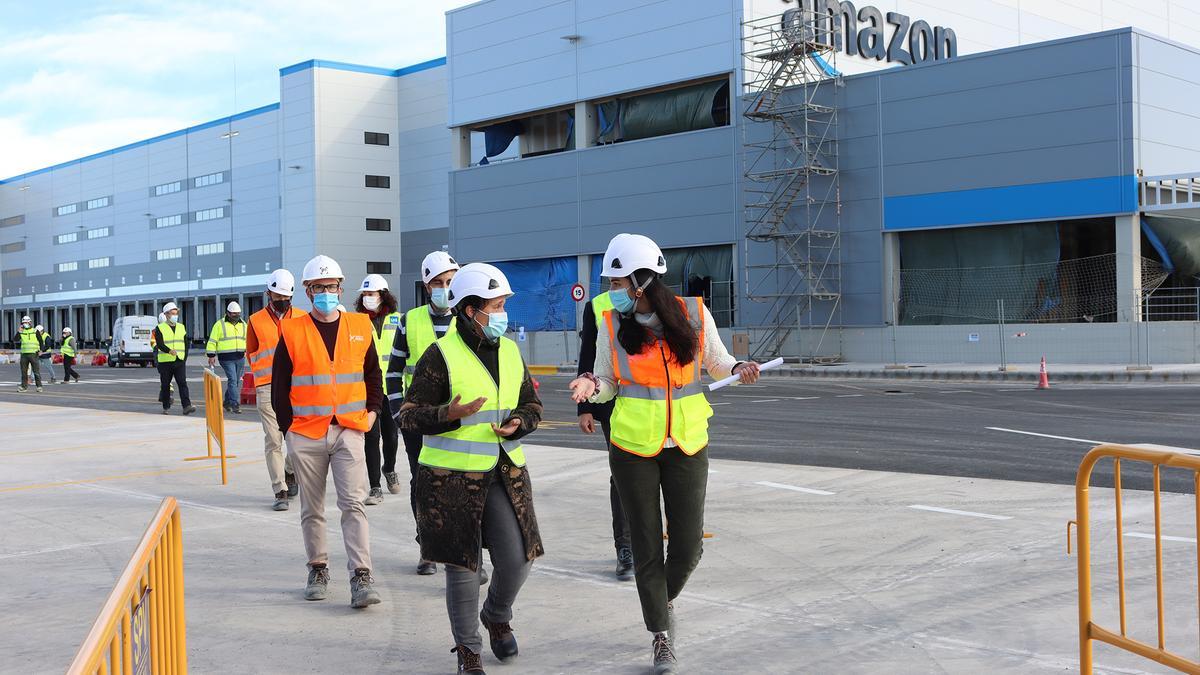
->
<box><xmin>570</xmin><ymin>234</ymin><xmax>759</xmax><ymax>675</ymax></box>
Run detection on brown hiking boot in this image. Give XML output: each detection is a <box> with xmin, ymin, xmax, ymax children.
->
<box><xmin>452</xmin><ymin>645</ymin><xmax>485</xmax><ymax>674</ymax></box>
<box><xmin>480</xmin><ymin>611</ymin><xmax>518</xmax><ymax>661</ymax></box>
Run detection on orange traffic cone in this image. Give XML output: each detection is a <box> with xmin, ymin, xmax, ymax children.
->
<box><xmin>1037</xmin><ymin>356</ymin><xmax>1050</xmax><ymax>390</ymax></box>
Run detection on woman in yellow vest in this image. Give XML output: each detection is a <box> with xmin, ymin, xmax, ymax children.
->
<box><xmin>60</xmin><ymin>327</ymin><xmax>80</xmax><ymax>383</ymax></box>
<box><xmin>355</xmin><ymin>273</ymin><xmax>402</xmax><ymax>506</ymax></box>
<box><xmin>397</xmin><ymin>262</ymin><xmax>543</xmax><ymax>675</ymax></box>
<box><xmin>569</xmin><ymin>233</ymin><xmax>759</xmax><ymax>675</ymax></box>
<box><xmin>155</xmin><ymin>302</ymin><xmax>195</xmax><ymax>415</ymax></box>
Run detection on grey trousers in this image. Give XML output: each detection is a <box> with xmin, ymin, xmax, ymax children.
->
<box><xmin>286</xmin><ymin>425</ymin><xmax>372</xmax><ymax>573</ymax></box>
<box><xmin>445</xmin><ymin>469</ymin><xmax>532</xmax><ymax>652</ymax></box>
<box><xmin>257</xmin><ymin>385</ymin><xmax>293</xmax><ymax>494</ymax></box>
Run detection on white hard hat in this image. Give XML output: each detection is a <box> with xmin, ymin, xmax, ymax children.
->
<box><xmin>21</xmin><ymin>315</ymin><xmax>31</xmax><ymax>323</ymax></box>
<box><xmin>421</xmin><ymin>251</ymin><xmax>460</xmax><ymax>285</ymax></box>
<box><xmin>301</xmin><ymin>254</ymin><xmax>344</xmax><ymax>283</ymax></box>
<box><xmin>35</xmin><ymin>324</ymin><xmax>43</xmax><ymax>332</ymax></box>
<box><xmin>226</xmin><ymin>301</ymin><xmax>241</xmax><ymax>313</ymax></box>
<box><xmin>162</xmin><ymin>302</ymin><xmax>179</xmax><ymax>314</ymax></box>
<box><xmin>63</xmin><ymin>327</ymin><xmax>72</xmax><ymax>334</ymax></box>
<box><xmin>360</xmin><ymin>274</ymin><xmax>389</xmax><ymax>292</ymax></box>
<box><xmin>602</xmin><ymin>233</ymin><xmax>667</xmax><ymax>277</ymax></box>
<box><xmin>266</xmin><ymin>269</ymin><xmax>296</xmax><ymax>297</ymax></box>
<box><xmin>447</xmin><ymin>262</ymin><xmax>513</xmax><ymax>308</ymax></box>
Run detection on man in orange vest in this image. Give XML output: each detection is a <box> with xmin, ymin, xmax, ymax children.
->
<box><xmin>247</xmin><ymin>269</ymin><xmax>306</xmax><ymax>511</ymax></box>
<box><xmin>272</xmin><ymin>255</ymin><xmax>384</xmax><ymax>608</ymax></box>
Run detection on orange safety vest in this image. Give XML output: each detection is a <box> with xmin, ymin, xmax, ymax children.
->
<box><xmin>605</xmin><ymin>296</ymin><xmax>712</xmax><ymax>457</ymax></box>
<box><xmin>279</xmin><ymin>312</ymin><xmax>373</xmax><ymax>439</ymax></box>
<box><xmin>248</xmin><ymin>306</ymin><xmax>307</xmax><ymax>386</ymax></box>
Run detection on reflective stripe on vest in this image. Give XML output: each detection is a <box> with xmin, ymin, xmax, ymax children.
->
<box><xmin>403</xmin><ymin>306</ymin><xmax>456</xmax><ymax>390</ymax></box>
<box><xmin>156</xmin><ymin>323</ymin><xmax>187</xmax><ymax>362</ymax></box>
<box><xmin>280</xmin><ymin>313</ymin><xmax>373</xmax><ymax>439</ymax></box>
<box><xmin>61</xmin><ymin>336</ymin><xmax>76</xmax><ymax>357</ymax></box>
<box><xmin>606</xmin><ymin>296</ymin><xmax>712</xmax><ymax>457</ymax></box>
<box><xmin>372</xmin><ymin>312</ymin><xmax>401</xmax><ymax>394</ymax></box>
<box><xmin>419</xmin><ymin>331</ymin><xmax>527</xmax><ymax>472</ymax></box>
<box><xmin>18</xmin><ymin>328</ymin><xmax>39</xmax><ymax>354</ymax></box>
<box><xmin>206</xmin><ymin>318</ymin><xmax>247</xmax><ymax>355</ymax></box>
<box><xmin>248</xmin><ymin>307</ymin><xmax>305</xmax><ymax>386</ymax></box>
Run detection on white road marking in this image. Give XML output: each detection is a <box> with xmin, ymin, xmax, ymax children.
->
<box><xmin>786</xmin><ymin>396</ymin><xmax>819</xmax><ymax>400</ymax></box>
<box><xmin>908</xmin><ymin>505</ymin><xmax>1012</xmax><ymax>521</ymax></box>
<box><xmin>1124</xmin><ymin>532</ymin><xmax>1198</xmax><ymax>544</ymax></box>
<box><xmin>985</xmin><ymin>427</ymin><xmax>1104</xmax><ymax>445</ymax></box>
<box><xmin>940</xmin><ymin>390</ymin><xmax>972</xmax><ymax>394</ymax></box>
<box><xmin>751</xmin><ymin>399</ymin><xmax>779</xmax><ymax>403</ymax></box>
<box><xmin>835</xmin><ymin>394</ymin><xmax>863</xmax><ymax>398</ymax></box>
<box><xmin>710</xmin><ymin>402</ymin><xmax>730</xmax><ymax>406</ymax></box>
<box><xmin>755</xmin><ymin>481</ymin><xmax>835</xmax><ymax>496</ymax></box>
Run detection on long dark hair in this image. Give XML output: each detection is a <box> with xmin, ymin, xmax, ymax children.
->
<box><xmin>355</xmin><ymin>288</ymin><xmax>398</xmax><ymax>315</ymax></box>
<box><xmin>616</xmin><ymin>273</ymin><xmax>698</xmax><ymax>366</ymax></box>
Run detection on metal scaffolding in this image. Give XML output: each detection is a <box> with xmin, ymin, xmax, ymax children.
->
<box><xmin>741</xmin><ymin>9</ymin><xmax>842</xmax><ymax>362</ymax></box>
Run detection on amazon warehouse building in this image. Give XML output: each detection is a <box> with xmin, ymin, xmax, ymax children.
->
<box><xmin>2</xmin><ymin>0</ymin><xmax>1200</xmax><ymax>364</ymax></box>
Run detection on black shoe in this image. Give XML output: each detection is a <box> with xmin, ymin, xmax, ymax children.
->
<box><xmin>223</xmin><ymin>403</ymin><xmax>232</xmax><ymax>412</ymax></box>
<box><xmin>480</xmin><ymin>611</ymin><xmax>518</xmax><ymax>662</ymax></box>
<box><xmin>305</xmin><ymin>564</ymin><xmax>329</xmax><ymax>601</ymax></box>
<box><xmin>479</xmin><ymin>566</ymin><xmax>489</xmax><ymax>586</ymax></box>
<box><xmin>416</xmin><ymin>560</ymin><xmax>436</xmax><ymax>575</ymax></box>
<box><xmin>652</xmin><ymin>632</ymin><xmax>678</xmax><ymax>674</ymax></box>
<box><xmin>452</xmin><ymin>645</ymin><xmax>486</xmax><ymax>674</ymax></box>
<box><xmin>182</xmin><ymin>404</ymin><xmax>196</xmax><ymax>415</ymax></box>
<box><xmin>161</xmin><ymin>409</ymin><xmax>169</xmax><ymax>415</ymax></box>
<box><xmin>286</xmin><ymin>472</ymin><xmax>298</xmax><ymax>497</ymax></box>
<box><xmin>232</xmin><ymin>404</ymin><xmax>241</xmax><ymax>414</ymax></box>
<box><xmin>615</xmin><ymin>546</ymin><xmax>635</xmax><ymax>581</ymax></box>
<box><xmin>349</xmin><ymin>568</ymin><xmax>381</xmax><ymax>608</ymax></box>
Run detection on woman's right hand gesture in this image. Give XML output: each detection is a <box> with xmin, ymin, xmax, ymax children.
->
<box><xmin>569</xmin><ymin>376</ymin><xmax>597</xmax><ymax>403</ymax></box>
<box><xmin>447</xmin><ymin>394</ymin><xmax>487</xmax><ymax>421</ymax></box>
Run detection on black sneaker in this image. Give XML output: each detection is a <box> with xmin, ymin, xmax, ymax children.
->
<box><xmin>272</xmin><ymin>491</ymin><xmax>289</xmax><ymax>511</ymax></box>
<box><xmin>452</xmin><ymin>645</ymin><xmax>486</xmax><ymax>674</ymax></box>
<box><xmin>652</xmin><ymin>632</ymin><xmax>678</xmax><ymax>674</ymax></box>
<box><xmin>416</xmin><ymin>560</ymin><xmax>437</xmax><ymax>576</ymax></box>
<box><xmin>232</xmin><ymin>404</ymin><xmax>242</xmax><ymax>414</ymax></box>
<box><xmin>480</xmin><ymin>611</ymin><xmax>518</xmax><ymax>661</ymax></box>
<box><xmin>350</xmin><ymin>568</ymin><xmax>381</xmax><ymax>608</ymax></box>
<box><xmin>305</xmin><ymin>564</ymin><xmax>329</xmax><ymax>601</ymax></box>
<box><xmin>384</xmin><ymin>471</ymin><xmax>401</xmax><ymax>494</ymax></box>
<box><xmin>286</xmin><ymin>472</ymin><xmax>299</xmax><ymax>497</ymax></box>
<box><xmin>223</xmin><ymin>403</ymin><xmax>232</xmax><ymax>412</ymax></box>
<box><xmin>615</xmin><ymin>546</ymin><xmax>634</xmax><ymax>581</ymax></box>
<box><xmin>182</xmin><ymin>404</ymin><xmax>196</xmax><ymax>415</ymax></box>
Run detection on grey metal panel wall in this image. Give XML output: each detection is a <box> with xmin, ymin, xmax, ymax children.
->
<box><xmin>1131</xmin><ymin>31</ymin><xmax>1200</xmax><ymax>176</ymax></box>
<box><xmin>399</xmin><ymin>227</ymin><xmax>449</xmax><ymax>312</ymax></box>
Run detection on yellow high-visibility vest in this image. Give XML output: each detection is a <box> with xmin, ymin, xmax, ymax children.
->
<box><xmin>371</xmin><ymin>311</ymin><xmax>402</xmax><ymax>394</ymax></box>
<box><xmin>592</xmin><ymin>291</ymin><xmax>612</xmax><ymax>330</ymax></box>
<box><xmin>61</xmin><ymin>336</ymin><xmax>76</xmax><ymax>358</ymax></box>
<box><xmin>419</xmin><ymin>330</ymin><xmax>527</xmax><ymax>472</ymax></box>
<box><xmin>403</xmin><ymin>306</ymin><xmax>456</xmax><ymax>391</ymax></box>
<box><xmin>18</xmin><ymin>327</ymin><xmax>39</xmax><ymax>354</ymax></box>
<box><xmin>206</xmin><ymin>318</ymin><xmax>246</xmax><ymax>356</ymax></box>
<box><xmin>156</xmin><ymin>322</ymin><xmax>187</xmax><ymax>363</ymax></box>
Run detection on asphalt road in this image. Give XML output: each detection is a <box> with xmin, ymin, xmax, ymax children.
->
<box><xmin>3</xmin><ymin>362</ymin><xmax>1197</xmax><ymax>492</ymax></box>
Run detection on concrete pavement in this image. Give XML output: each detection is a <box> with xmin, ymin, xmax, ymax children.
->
<box><xmin>2</xmin><ymin>401</ymin><xmax>1198</xmax><ymax>673</ymax></box>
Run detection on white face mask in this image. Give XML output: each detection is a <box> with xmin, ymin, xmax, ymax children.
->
<box><xmin>362</xmin><ymin>295</ymin><xmax>381</xmax><ymax>311</ymax></box>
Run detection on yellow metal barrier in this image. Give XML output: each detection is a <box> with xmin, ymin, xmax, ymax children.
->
<box><xmin>184</xmin><ymin>368</ymin><xmax>235</xmax><ymax>484</ymax></box>
<box><xmin>68</xmin><ymin>497</ymin><xmax>187</xmax><ymax>674</ymax></box>
<box><xmin>1070</xmin><ymin>444</ymin><xmax>1200</xmax><ymax>674</ymax></box>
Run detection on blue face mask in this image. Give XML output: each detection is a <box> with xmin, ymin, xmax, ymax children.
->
<box><xmin>430</xmin><ymin>287</ymin><xmax>450</xmax><ymax>310</ymax></box>
<box><xmin>474</xmin><ymin>309</ymin><xmax>508</xmax><ymax>341</ymax></box>
<box><xmin>610</xmin><ymin>288</ymin><xmax>636</xmax><ymax>314</ymax></box>
<box><xmin>312</xmin><ymin>292</ymin><xmax>340</xmax><ymax>315</ymax></box>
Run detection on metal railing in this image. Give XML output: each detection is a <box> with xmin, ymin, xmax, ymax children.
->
<box><xmin>1069</xmin><ymin>444</ymin><xmax>1200</xmax><ymax>674</ymax></box>
<box><xmin>1141</xmin><ymin>172</ymin><xmax>1200</xmax><ymax>212</ymax></box>
<box><xmin>1143</xmin><ymin>287</ymin><xmax>1200</xmax><ymax>322</ymax></box>
<box><xmin>68</xmin><ymin>497</ymin><xmax>187</xmax><ymax>674</ymax></box>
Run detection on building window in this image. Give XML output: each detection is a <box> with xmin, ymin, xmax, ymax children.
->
<box><xmin>0</xmin><ymin>215</ymin><xmax>24</xmax><ymax>227</ymax></box>
<box><xmin>57</xmin><ymin>261</ymin><xmax>78</xmax><ymax>272</ymax></box>
<box><xmin>1</xmin><ymin>241</ymin><xmax>25</xmax><ymax>254</ymax></box>
<box><xmin>365</xmin><ymin>218</ymin><xmax>392</xmax><ymax>231</ymax></box>
<box><xmin>194</xmin><ymin>207</ymin><xmax>225</xmax><ymax>222</ymax></box>
<box><xmin>3</xmin><ymin>268</ymin><xmax>23</xmax><ymax>279</ymax></box>
<box><xmin>88</xmin><ymin>257</ymin><xmax>111</xmax><ymax>269</ymax></box>
<box><xmin>55</xmin><ymin>204</ymin><xmax>78</xmax><ymax>216</ymax></box>
<box><xmin>366</xmin><ymin>261</ymin><xmax>392</xmax><ymax>274</ymax></box>
<box><xmin>156</xmin><ymin>248</ymin><xmax>182</xmax><ymax>261</ymax></box>
<box><xmin>153</xmin><ymin>181</ymin><xmax>182</xmax><ymax>196</ymax></box>
<box><xmin>365</xmin><ymin>175</ymin><xmax>390</xmax><ymax>189</ymax></box>
<box><xmin>87</xmin><ymin>226</ymin><xmax>110</xmax><ymax>239</ymax></box>
<box><xmin>154</xmin><ymin>214</ymin><xmax>183</xmax><ymax>229</ymax></box>
<box><xmin>85</xmin><ymin>196</ymin><xmax>111</xmax><ymax>210</ymax></box>
<box><xmin>364</xmin><ymin>131</ymin><xmax>390</xmax><ymax>146</ymax></box>
<box><xmin>196</xmin><ymin>242</ymin><xmax>225</xmax><ymax>256</ymax></box>
<box><xmin>194</xmin><ymin>172</ymin><xmax>224</xmax><ymax>188</ymax></box>
<box><xmin>55</xmin><ymin>232</ymin><xmax>78</xmax><ymax>244</ymax></box>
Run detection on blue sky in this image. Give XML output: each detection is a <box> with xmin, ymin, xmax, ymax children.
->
<box><xmin>0</xmin><ymin>0</ymin><xmax>472</xmax><ymax>179</ymax></box>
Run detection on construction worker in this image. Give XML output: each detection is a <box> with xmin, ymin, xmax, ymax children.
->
<box><xmin>576</xmin><ymin>288</ymin><xmax>633</xmax><ymax>581</ymax></box>
<box><xmin>60</xmin><ymin>327</ymin><xmax>80</xmax><ymax>383</ymax></box>
<box><xmin>355</xmin><ymin>273</ymin><xmax>401</xmax><ymax>506</ymax></box>
<box><xmin>386</xmin><ymin>250</ymin><xmax>459</xmax><ymax>575</ymax></box>
<box><xmin>569</xmin><ymin>233</ymin><xmax>760</xmax><ymax>675</ymax></box>
<box><xmin>15</xmin><ymin>315</ymin><xmax>42</xmax><ymax>392</ymax></box>
<box><xmin>247</xmin><ymin>270</ymin><xmax>304</xmax><ymax>511</ymax></box>
<box><xmin>272</xmin><ymin>254</ymin><xmax>382</xmax><ymax>609</ymax></box>
<box><xmin>206</xmin><ymin>301</ymin><xmax>248</xmax><ymax>414</ymax></box>
<box><xmin>397</xmin><ymin>262</ymin><xmax>543</xmax><ymax>674</ymax></box>
<box><xmin>36</xmin><ymin>324</ymin><xmax>57</xmax><ymax>384</ymax></box>
<box><xmin>154</xmin><ymin>302</ymin><xmax>195</xmax><ymax>415</ymax></box>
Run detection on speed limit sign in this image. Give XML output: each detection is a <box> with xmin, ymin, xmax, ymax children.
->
<box><xmin>570</xmin><ymin>283</ymin><xmax>585</xmax><ymax>302</ymax></box>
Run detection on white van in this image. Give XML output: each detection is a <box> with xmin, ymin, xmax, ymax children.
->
<box><xmin>108</xmin><ymin>315</ymin><xmax>158</xmax><ymax>367</ymax></box>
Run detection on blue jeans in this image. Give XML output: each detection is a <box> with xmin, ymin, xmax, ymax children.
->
<box><xmin>219</xmin><ymin>359</ymin><xmax>245</xmax><ymax>408</ymax></box>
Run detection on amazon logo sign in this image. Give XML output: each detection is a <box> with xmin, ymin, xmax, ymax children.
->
<box><xmin>780</xmin><ymin>1</ymin><xmax>959</xmax><ymax>66</ymax></box>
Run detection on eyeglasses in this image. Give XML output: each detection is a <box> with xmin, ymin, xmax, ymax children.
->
<box><xmin>309</xmin><ymin>283</ymin><xmax>341</xmax><ymax>293</ymax></box>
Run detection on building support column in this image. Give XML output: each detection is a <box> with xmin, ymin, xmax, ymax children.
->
<box><xmin>881</xmin><ymin>232</ymin><xmax>901</xmax><ymax>325</ymax></box>
<box><xmin>1115</xmin><ymin>214</ymin><xmax>1142</xmax><ymax>322</ymax></box>
<box><xmin>574</xmin><ymin>102</ymin><xmax>594</xmax><ymax>150</ymax></box>
<box><xmin>451</xmin><ymin>128</ymin><xmax>471</xmax><ymax>170</ymax></box>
